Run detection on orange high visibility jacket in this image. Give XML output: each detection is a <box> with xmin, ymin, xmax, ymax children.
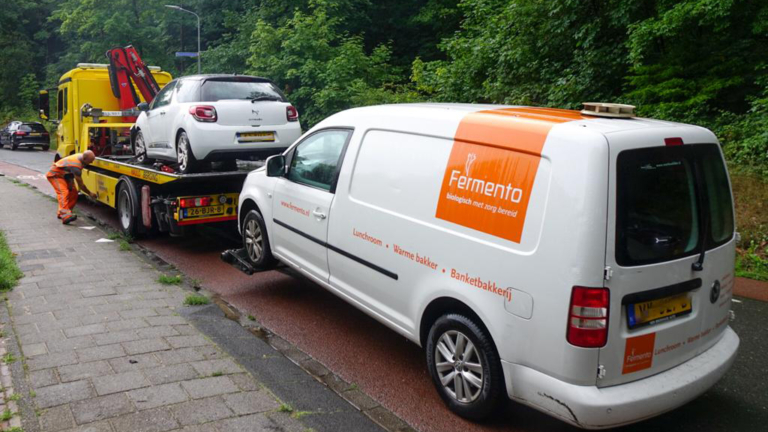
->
<box><xmin>48</xmin><ymin>154</ymin><xmax>84</xmax><ymax>178</ymax></box>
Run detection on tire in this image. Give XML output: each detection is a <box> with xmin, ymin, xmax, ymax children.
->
<box><xmin>11</xmin><ymin>141</ymin><xmax>17</xmax><ymax>151</ymax></box>
<box><xmin>426</xmin><ymin>314</ymin><xmax>504</xmax><ymax>420</ymax></box>
<box><xmin>242</xmin><ymin>209</ymin><xmax>276</xmax><ymax>268</ymax></box>
<box><xmin>176</xmin><ymin>131</ymin><xmax>199</xmax><ymax>174</ymax></box>
<box><xmin>132</xmin><ymin>130</ymin><xmax>149</xmax><ymax>164</ymax></box>
<box><xmin>117</xmin><ymin>182</ymin><xmax>138</xmax><ymax>237</ymax></box>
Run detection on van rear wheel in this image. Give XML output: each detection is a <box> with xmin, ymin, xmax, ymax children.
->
<box><xmin>426</xmin><ymin>314</ymin><xmax>503</xmax><ymax>420</ymax></box>
<box><xmin>242</xmin><ymin>209</ymin><xmax>276</xmax><ymax>269</ymax></box>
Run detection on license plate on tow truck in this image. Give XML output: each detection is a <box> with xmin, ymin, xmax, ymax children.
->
<box><xmin>184</xmin><ymin>205</ymin><xmax>224</xmax><ymax>218</ymax></box>
<box><xmin>627</xmin><ymin>293</ymin><xmax>692</xmax><ymax>329</ymax></box>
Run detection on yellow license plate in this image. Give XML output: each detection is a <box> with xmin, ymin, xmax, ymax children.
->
<box><xmin>628</xmin><ymin>293</ymin><xmax>692</xmax><ymax>329</ymax></box>
<box><xmin>184</xmin><ymin>205</ymin><xmax>224</xmax><ymax>218</ymax></box>
<box><xmin>29</xmin><ymin>133</ymin><xmax>41</xmax><ymax>136</ymax></box>
<box><xmin>238</xmin><ymin>131</ymin><xmax>275</xmax><ymax>142</ymax></box>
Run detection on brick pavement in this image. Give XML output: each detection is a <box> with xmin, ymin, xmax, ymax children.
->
<box><xmin>0</xmin><ymin>177</ymin><xmax>305</xmax><ymax>432</ymax></box>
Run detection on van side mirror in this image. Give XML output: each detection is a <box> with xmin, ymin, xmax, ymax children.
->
<box><xmin>266</xmin><ymin>155</ymin><xmax>286</xmax><ymax>177</ymax></box>
<box><xmin>137</xmin><ymin>102</ymin><xmax>150</xmax><ymax>112</ymax></box>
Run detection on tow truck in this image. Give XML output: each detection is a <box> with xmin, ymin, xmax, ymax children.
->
<box><xmin>38</xmin><ymin>46</ymin><xmax>248</xmax><ymax>237</ymax></box>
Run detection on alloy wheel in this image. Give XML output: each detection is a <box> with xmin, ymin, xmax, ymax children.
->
<box><xmin>177</xmin><ymin>133</ymin><xmax>189</xmax><ymax>171</ymax></box>
<box><xmin>434</xmin><ymin>330</ymin><xmax>484</xmax><ymax>403</ymax></box>
<box><xmin>244</xmin><ymin>219</ymin><xmax>263</xmax><ymax>262</ymax></box>
<box><xmin>134</xmin><ymin>132</ymin><xmax>147</xmax><ymax>162</ymax></box>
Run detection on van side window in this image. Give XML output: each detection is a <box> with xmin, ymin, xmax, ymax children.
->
<box><xmin>287</xmin><ymin>130</ymin><xmax>351</xmax><ymax>192</ymax></box>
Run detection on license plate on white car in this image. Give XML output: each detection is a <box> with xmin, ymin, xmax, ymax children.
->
<box><xmin>237</xmin><ymin>131</ymin><xmax>275</xmax><ymax>142</ymax></box>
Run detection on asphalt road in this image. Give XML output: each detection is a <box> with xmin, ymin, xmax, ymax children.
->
<box><xmin>2</xmin><ymin>147</ymin><xmax>766</xmax><ymax>432</ymax></box>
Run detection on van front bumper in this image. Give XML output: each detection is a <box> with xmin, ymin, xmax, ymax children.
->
<box><xmin>502</xmin><ymin>326</ymin><xmax>739</xmax><ymax>429</ymax></box>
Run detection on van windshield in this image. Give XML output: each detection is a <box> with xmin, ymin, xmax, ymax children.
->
<box><xmin>616</xmin><ymin>144</ymin><xmax>734</xmax><ymax>266</ymax></box>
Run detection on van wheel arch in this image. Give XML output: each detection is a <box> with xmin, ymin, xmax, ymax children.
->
<box><xmin>419</xmin><ymin>297</ymin><xmax>496</xmax><ymax>350</ymax></box>
<box><xmin>239</xmin><ymin>199</ymin><xmax>261</xmax><ymax>230</ymax></box>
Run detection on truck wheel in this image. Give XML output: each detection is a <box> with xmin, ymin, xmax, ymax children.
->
<box><xmin>176</xmin><ymin>131</ymin><xmax>199</xmax><ymax>174</ymax></box>
<box><xmin>426</xmin><ymin>314</ymin><xmax>503</xmax><ymax>420</ymax></box>
<box><xmin>117</xmin><ymin>182</ymin><xmax>138</xmax><ymax>237</ymax></box>
<box><xmin>242</xmin><ymin>209</ymin><xmax>276</xmax><ymax>268</ymax></box>
<box><xmin>132</xmin><ymin>130</ymin><xmax>149</xmax><ymax>164</ymax></box>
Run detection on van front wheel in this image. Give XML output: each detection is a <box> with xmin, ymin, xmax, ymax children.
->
<box><xmin>426</xmin><ymin>314</ymin><xmax>503</xmax><ymax>420</ymax></box>
<box><xmin>242</xmin><ymin>209</ymin><xmax>276</xmax><ymax>269</ymax></box>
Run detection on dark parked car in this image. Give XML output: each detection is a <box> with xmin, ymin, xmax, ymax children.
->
<box><xmin>1</xmin><ymin>121</ymin><xmax>50</xmax><ymax>151</ymax></box>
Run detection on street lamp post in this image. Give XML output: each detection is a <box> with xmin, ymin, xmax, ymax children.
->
<box><xmin>165</xmin><ymin>5</ymin><xmax>201</xmax><ymax>74</ymax></box>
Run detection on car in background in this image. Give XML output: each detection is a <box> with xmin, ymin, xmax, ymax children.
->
<box><xmin>1</xmin><ymin>121</ymin><xmax>50</xmax><ymax>151</ymax></box>
<box><xmin>132</xmin><ymin>74</ymin><xmax>302</xmax><ymax>174</ymax></box>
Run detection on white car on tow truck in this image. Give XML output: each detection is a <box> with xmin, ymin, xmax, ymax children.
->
<box><xmin>132</xmin><ymin>74</ymin><xmax>302</xmax><ymax>173</ymax></box>
<box><xmin>235</xmin><ymin>102</ymin><xmax>739</xmax><ymax>429</ymax></box>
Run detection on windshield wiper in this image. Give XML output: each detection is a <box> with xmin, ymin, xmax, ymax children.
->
<box><xmin>251</xmin><ymin>96</ymin><xmax>280</xmax><ymax>102</ymax></box>
<box><xmin>691</xmin><ymin>153</ymin><xmax>709</xmax><ymax>271</ymax></box>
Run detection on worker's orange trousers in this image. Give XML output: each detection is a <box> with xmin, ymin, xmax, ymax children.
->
<box><xmin>46</xmin><ymin>174</ymin><xmax>78</xmax><ymax>222</ymax></box>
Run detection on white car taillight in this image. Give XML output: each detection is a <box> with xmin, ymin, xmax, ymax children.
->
<box><xmin>567</xmin><ymin>286</ymin><xmax>610</xmax><ymax>348</ymax></box>
<box><xmin>286</xmin><ymin>105</ymin><xmax>299</xmax><ymax>122</ymax></box>
<box><xmin>189</xmin><ymin>105</ymin><xmax>217</xmax><ymax>122</ymax></box>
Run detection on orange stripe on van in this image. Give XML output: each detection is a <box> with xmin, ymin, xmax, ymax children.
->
<box><xmin>435</xmin><ymin>107</ymin><xmax>586</xmax><ymax>243</ymax></box>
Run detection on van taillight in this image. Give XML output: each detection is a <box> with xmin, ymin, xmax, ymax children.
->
<box><xmin>665</xmin><ymin>137</ymin><xmax>684</xmax><ymax>146</ymax></box>
<box><xmin>189</xmin><ymin>106</ymin><xmax>217</xmax><ymax>122</ymax></box>
<box><xmin>286</xmin><ymin>105</ymin><xmax>299</xmax><ymax>122</ymax></box>
<box><xmin>567</xmin><ymin>287</ymin><xmax>609</xmax><ymax>348</ymax></box>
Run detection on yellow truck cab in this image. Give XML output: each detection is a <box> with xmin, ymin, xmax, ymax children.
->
<box><xmin>39</xmin><ymin>64</ymin><xmax>247</xmax><ymax>237</ymax></box>
<box><xmin>40</xmin><ymin>63</ymin><xmax>173</xmax><ymax>159</ymax></box>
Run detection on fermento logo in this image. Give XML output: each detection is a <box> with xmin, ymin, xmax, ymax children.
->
<box><xmin>622</xmin><ymin>333</ymin><xmax>656</xmax><ymax>374</ymax></box>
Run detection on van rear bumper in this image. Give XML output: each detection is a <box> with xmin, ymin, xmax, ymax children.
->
<box><xmin>502</xmin><ymin>326</ymin><xmax>739</xmax><ymax>429</ymax></box>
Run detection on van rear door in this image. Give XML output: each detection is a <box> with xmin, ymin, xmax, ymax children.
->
<box><xmin>598</xmin><ymin>135</ymin><xmax>736</xmax><ymax>387</ymax></box>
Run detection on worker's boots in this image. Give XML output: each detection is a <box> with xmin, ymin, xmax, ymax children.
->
<box><xmin>62</xmin><ymin>214</ymin><xmax>77</xmax><ymax>225</ymax></box>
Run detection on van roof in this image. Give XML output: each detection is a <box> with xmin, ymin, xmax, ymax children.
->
<box><xmin>326</xmin><ymin>103</ymin><xmax>698</xmax><ymax>137</ymax></box>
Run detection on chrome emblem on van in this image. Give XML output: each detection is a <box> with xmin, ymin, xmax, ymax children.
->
<box><xmin>710</xmin><ymin>280</ymin><xmax>721</xmax><ymax>304</ymax></box>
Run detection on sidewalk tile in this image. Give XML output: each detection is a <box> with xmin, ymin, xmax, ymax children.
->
<box><xmin>110</xmin><ymin>407</ymin><xmax>178</xmax><ymax>432</ymax></box>
<box><xmin>36</xmin><ymin>380</ymin><xmax>95</xmax><ymax>409</ymax></box>
<box><xmin>122</xmin><ymin>338</ymin><xmax>172</xmax><ymax>355</ymax></box>
<box><xmin>190</xmin><ymin>359</ymin><xmax>242</xmax><ymax>376</ymax></box>
<box><xmin>92</xmin><ymin>371</ymin><xmax>150</xmax><ymax>395</ymax></box>
<box><xmin>128</xmin><ymin>382</ymin><xmax>189</xmax><ymax>410</ymax></box>
<box><xmin>76</xmin><ymin>344</ymin><xmax>126</xmax><ymax>362</ymax></box>
<box><xmin>181</xmin><ymin>376</ymin><xmax>239</xmax><ymax>399</ymax></box>
<box><xmin>172</xmin><ymin>396</ymin><xmax>234</xmax><ymax>426</ymax></box>
<box><xmin>144</xmin><ymin>364</ymin><xmax>199</xmax><ymax>385</ymax></box>
<box><xmin>30</xmin><ymin>368</ymin><xmax>59</xmax><ymax>388</ymax></box>
<box><xmin>39</xmin><ymin>404</ymin><xmax>75</xmax><ymax>431</ymax></box>
<box><xmin>58</xmin><ymin>361</ymin><xmax>113</xmax><ymax>383</ymax></box>
<box><xmin>71</xmin><ymin>393</ymin><xmax>134</xmax><ymax>424</ymax></box>
<box><xmin>167</xmin><ymin>335</ymin><xmax>209</xmax><ymax>349</ymax></box>
<box><xmin>109</xmin><ymin>353</ymin><xmax>162</xmax><ymax>373</ymax></box>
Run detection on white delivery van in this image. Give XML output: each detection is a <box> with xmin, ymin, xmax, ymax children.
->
<box><xmin>236</xmin><ymin>103</ymin><xmax>739</xmax><ymax>429</ymax></box>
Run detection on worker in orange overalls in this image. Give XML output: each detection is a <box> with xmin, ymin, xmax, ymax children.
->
<box><xmin>46</xmin><ymin>151</ymin><xmax>97</xmax><ymax>224</ymax></box>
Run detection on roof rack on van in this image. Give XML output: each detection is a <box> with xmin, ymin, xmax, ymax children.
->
<box><xmin>76</xmin><ymin>63</ymin><xmax>162</xmax><ymax>71</ymax></box>
<box><xmin>581</xmin><ymin>102</ymin><xmax>636</xmax><ymax>118</ymax></box>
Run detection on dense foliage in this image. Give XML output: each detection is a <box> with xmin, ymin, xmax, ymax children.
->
<box><xmin>0</xmin><ymin>0</ymin><xmax>766</xmax><ymax>173</ymax></box>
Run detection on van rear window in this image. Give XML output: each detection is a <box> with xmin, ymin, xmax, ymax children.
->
<box><xmin>200</xmin><ymin>79</ymin><xmax>286</xmax><ymax>102</ymax></box>
<box><xmin>616</xmin><ymin>144</ymin><xmax>734</xmax><ymax>266</ymax></box>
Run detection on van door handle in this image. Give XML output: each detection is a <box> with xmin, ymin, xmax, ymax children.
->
<box><xmin>312</xmin><ymin>210</ymin><xmax>327</xmax><ymax>220</ymax></box>
<box><xmin>160</xmin><ymin>111</ymin><xmax>166</xmax><ymax>115</ymax></box>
